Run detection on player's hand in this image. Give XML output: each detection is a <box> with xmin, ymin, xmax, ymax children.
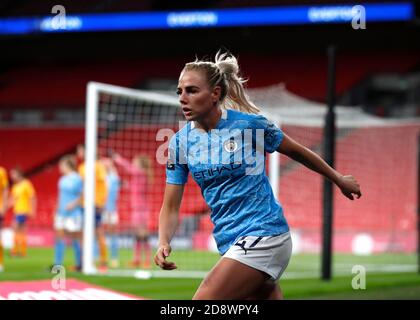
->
<box><xmin>111</xmin><ymin>152</ymin><xmax>121</xmax><ymax>161</ymax></box>
<box><xmin>337</xmin><ymin>175</ymin><xmax>361</xmax><ymax>200</ymax></box>
<box><xmin>106</xmin><ymin>148</ymin><xmax>115</xmax><ymax>158</ymax></box>
<box><xmin>154</xmin><ymin>244</ymin><xmax>177</xmax><ymax>270</ymax></box>
<box><xmin>65</xmin><ymin>202</ymin><xmax>76</xmax><ymax>211</ymax></box>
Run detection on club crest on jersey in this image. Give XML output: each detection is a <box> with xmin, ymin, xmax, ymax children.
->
<box><xmin>223</xmin><ymin>139</ymin><xmax>238</xmax><ymax>153</ymax></box>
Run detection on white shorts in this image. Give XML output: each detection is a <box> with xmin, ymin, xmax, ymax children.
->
<box><xmin>54</xmin><ymin>215</ymin><xmax>83</xmax><ymax>233</ymax></box>
<box><xmin>102</xmin><ymin>211</ymin><xmax>119</xmax><ymax>226</ymax></box>
<box><xmin>223</xmin><ymin>232</ymin><xmax>292</xmax><ymax>281</ymax></box>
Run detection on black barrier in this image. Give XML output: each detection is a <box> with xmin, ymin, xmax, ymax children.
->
<box><xmin>322</xmin><ymin>44</ymin><xmax>336</xmax><ymax>281</ymax></box>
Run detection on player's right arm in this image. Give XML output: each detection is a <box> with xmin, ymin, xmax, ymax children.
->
<box><xmin>0</xmin><ymin>169</ymin><xmax>8</xmax><ymax>215</ymax></box>
<box><xmin>154</xmin><ymin>183</ymin><xmax>185</xmax><ymax>270</ymax></box>
<box><xmin>7</xmin><ymin>190</ymin><xmax>14</xmax><ymax>211</ymax></box>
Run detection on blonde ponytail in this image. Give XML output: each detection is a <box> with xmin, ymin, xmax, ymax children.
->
<box><xmin>183</xmin><ymin>51</ymin><xmax>260</xmax><ymax>114</ymax></box>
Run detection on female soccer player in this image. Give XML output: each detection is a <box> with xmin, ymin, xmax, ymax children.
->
<box><xmin>154</xmin><ymin>52</ymin><xmax>362</xmax><ymax>300</ymax></box>
<box><xmin>9</xmin><ymin>167</ymin><xmax>36</xmax><ymax>258</ymax></box>
<box><xmin>113</xmin><ymin>153</ymin><xmax>153</xmax><ymax>269</ymax></box>
<box><xmin>53</xmin><ymin>155</ymin><xmax>84</xmax><ymax>271</ymax></box>
<box><xmin>0</xmin><ymin>165</ymin><xmax>8</xmax><ymax>271</ymax></box>
<box><xmin>77</xmin><ymin>144</ymin><xmax>108</xmax><ymax>269</ymax></box>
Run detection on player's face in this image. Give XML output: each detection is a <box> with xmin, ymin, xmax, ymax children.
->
<box><xmin>77</xmin><ymin>146</ymin><xmax>85</xmax><ymax>159</ymax></box>
<box><xmin>102</xmin><ymin>158</ymin><xmax>111</xmax><ymax>171</ymax></box>
<box><xmin>177</xmin><ymin>70</ymin><xmax>219</xmax><ymax>121</ymax></box>
<box><xmin>10</xmin><ymin>170</ymin><xmax>20</xmax><ymax>182</ymax></box>
<box><xmin>58</xmin><ymin>161</ymin><xmax>67</xmax><ymax>175</ymax></box>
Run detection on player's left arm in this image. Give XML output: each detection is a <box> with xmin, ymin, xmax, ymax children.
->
<box><xmin>277</xmin><ymin>133</ymin><xmax>362</xmax><ymax>200</ymax></box>
<box><xmin>65</xmin><ymin>197</ymin><xmax>82</xmax><ymax>211</ymax></box>
<box><xmin>28</xmin><ymin>184</ymin><xmax>36</xmax><ymax>217</ymax></box>
<box><xmin>29</xmin><ymin>195</ymin><xmax>37</xmax><ymax>217</ymax></box>
<box><xmin>1</xmin><ymin>188</ymin><xmax>8</xmax><ymax>215</ymax></box>
<box><xmin>8</xmin><ymin>192</ymin><xmax>14</xmax><ymax>210</ymax></box>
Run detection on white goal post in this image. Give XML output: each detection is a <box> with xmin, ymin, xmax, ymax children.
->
<box><xmin>83</xmin><ymin>82</ymin><xmax>181</xmax><ymax>274</ymax></box>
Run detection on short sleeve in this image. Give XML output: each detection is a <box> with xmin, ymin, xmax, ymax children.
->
<box><xmin>166</xmin><ymin>133</ymin><xmax>189</xmax><ymax>185</ymax></box>
<box><xmin>253</xmin><ymin>115</ymin><xmax>284</xmax><ymax>153</ymax></box>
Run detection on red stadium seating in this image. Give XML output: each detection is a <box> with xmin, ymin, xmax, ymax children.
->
<box><xmin>0</xmin><ymin>127</ymin><xmax>84</xmax><ymax>227</ymax></box>
<box><xmin>0</xmin><ymin>127</ymin><xmax>84</xmax><ymax>172</ymax></box>
<box><xmin>1</xmin><ymin>52</ymin><xmax>418</xmax><ymax>109</ymax></box>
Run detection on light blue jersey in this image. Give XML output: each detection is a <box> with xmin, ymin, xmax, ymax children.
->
<box><xmin>105</xmin><ymin>172</ymin><xmax>120</xmax><ymax>212</ymax></box>
<box><xmin>57</xmin><ymin>172</ymin><xmax>83</xmax><ymax>217</ymax></box>
<box><xmin>166</xmin><ymin>109</ymin><xmax>289</xmax><ymax>254</ymax></box>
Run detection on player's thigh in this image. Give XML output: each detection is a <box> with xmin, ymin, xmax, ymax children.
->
<box><xmin>103</xmin><ymin>211</ymin><xmax>118</xmax><ymax>230</ymax></box>
<box><xmin>193</xmin><ymin>257</ymin><xmax>270</xmax><ymax>300</ymax></box>
<box><xmin>64</xmin><ymin>215</ymin><xmax>83</xmax><ymax>234</ymax></box>
<box><xmin>66</xmin><ymin>231</ymin><xmax>82</xmax><ymax>240</ymax></box>
<box><xmin>55</xmin><ymin>229</ymin><xmax>65</xmax><ymax>239</ymax></box>
<box><xmin>246</xmin><ymin>280</ymin><xmax>283</xmax><ymax>300</ymax></box>
<box><xmin>14</xmin><ymin>215</ymin><xmax>27</xmax><ymax>231</ymax></box>
<box><xmin>136</xmin><ymin>227</ymin><xmax>149</xmax><ymax>239</ymax></box>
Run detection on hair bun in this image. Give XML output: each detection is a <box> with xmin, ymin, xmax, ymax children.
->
<box><xmin>215</xmin><ymin>51</ymin><xmax>239</xmax><ymax>76</ymax></box>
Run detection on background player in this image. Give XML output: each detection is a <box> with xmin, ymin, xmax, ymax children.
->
<box><xmin>0</xmin><ymin>165</ymin><xmax>9</xmax><ymax>271</ymax></box>
<box><xmin>113</xmin><ymin>153</ymin><xmax>153</xmax><ymax>269</ymax></box>
<box><xmin>9</xmin><ymin>167</ymin><xmax>36</xmax><ymax>258</ymax></box>
<box><xmin>52</xmin><ymin>155</ymin><xmax>84</xmax><ymax>271</ymax></box>
<box><xmin>77</xmin><ymin>144</ymin><xmax>108</xmax><ymax>269</ymax></box>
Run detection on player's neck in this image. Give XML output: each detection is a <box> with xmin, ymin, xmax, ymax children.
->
<box><xmin>195</xmin><ymin>107</ymin><xmax>222</xmax><ymax>132</ymax></box>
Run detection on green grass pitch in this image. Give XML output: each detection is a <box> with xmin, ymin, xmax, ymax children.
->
<box><xmin>1</xmin><ymin>247</ymin><xmax>419</xmax><ymax>299</ymax></box>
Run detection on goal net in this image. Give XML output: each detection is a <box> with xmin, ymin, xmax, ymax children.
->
<box><xmin>83</xmin><ymin>82</ymin><xmax>420</xmax><ymax>278</ymax></box>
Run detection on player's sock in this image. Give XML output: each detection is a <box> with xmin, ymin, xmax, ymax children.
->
<box><xmin>143</xmin><ymin>240</ymin><xmax>151</xmax><ymax>268</ymax></box>
<box><xmin>12</xmin><ymin>232</ymin><xmax>21</xmax><ymax>256</ymax></box>
<box><xmin>110</xmin><ymin>234</ymin><xmax>118</xmax><ymax>261</ymax></box>
<box><xmin>139</xmin><ymin>240</ymin><xmax>151</xmax><ymax>268</ymax></box>
<box><xmin>133</xmin><ymin>238</ymin><xmax>140</xmax><ymax>264</ymax></box>
<box><xmin>0</xmin><ymin>243</ymin><xmax>4</xmax><ymax>266</ymax></box>
<box><xmin>98</xmin><ymin>234</ymin><xmax>108</xmax><ymax>265</ymax></box>
<box><xmin>21</xmin><ymin>233</ymin><xmax>27</xmax><ymax>256</ymax></box>
<box><xmin>72</xmin><ymin>239</ymin><xmax>82</xmax><ymax>268</ymax></box>
<box><xmin>54</xmin><ymin>238</ymin><xmax>65</xmax><ymax>266</ymax></box>
<box><xmin>93</xmin><ymin>240</ymin><xmax>99</xmax><ymax>260</ymax></box>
